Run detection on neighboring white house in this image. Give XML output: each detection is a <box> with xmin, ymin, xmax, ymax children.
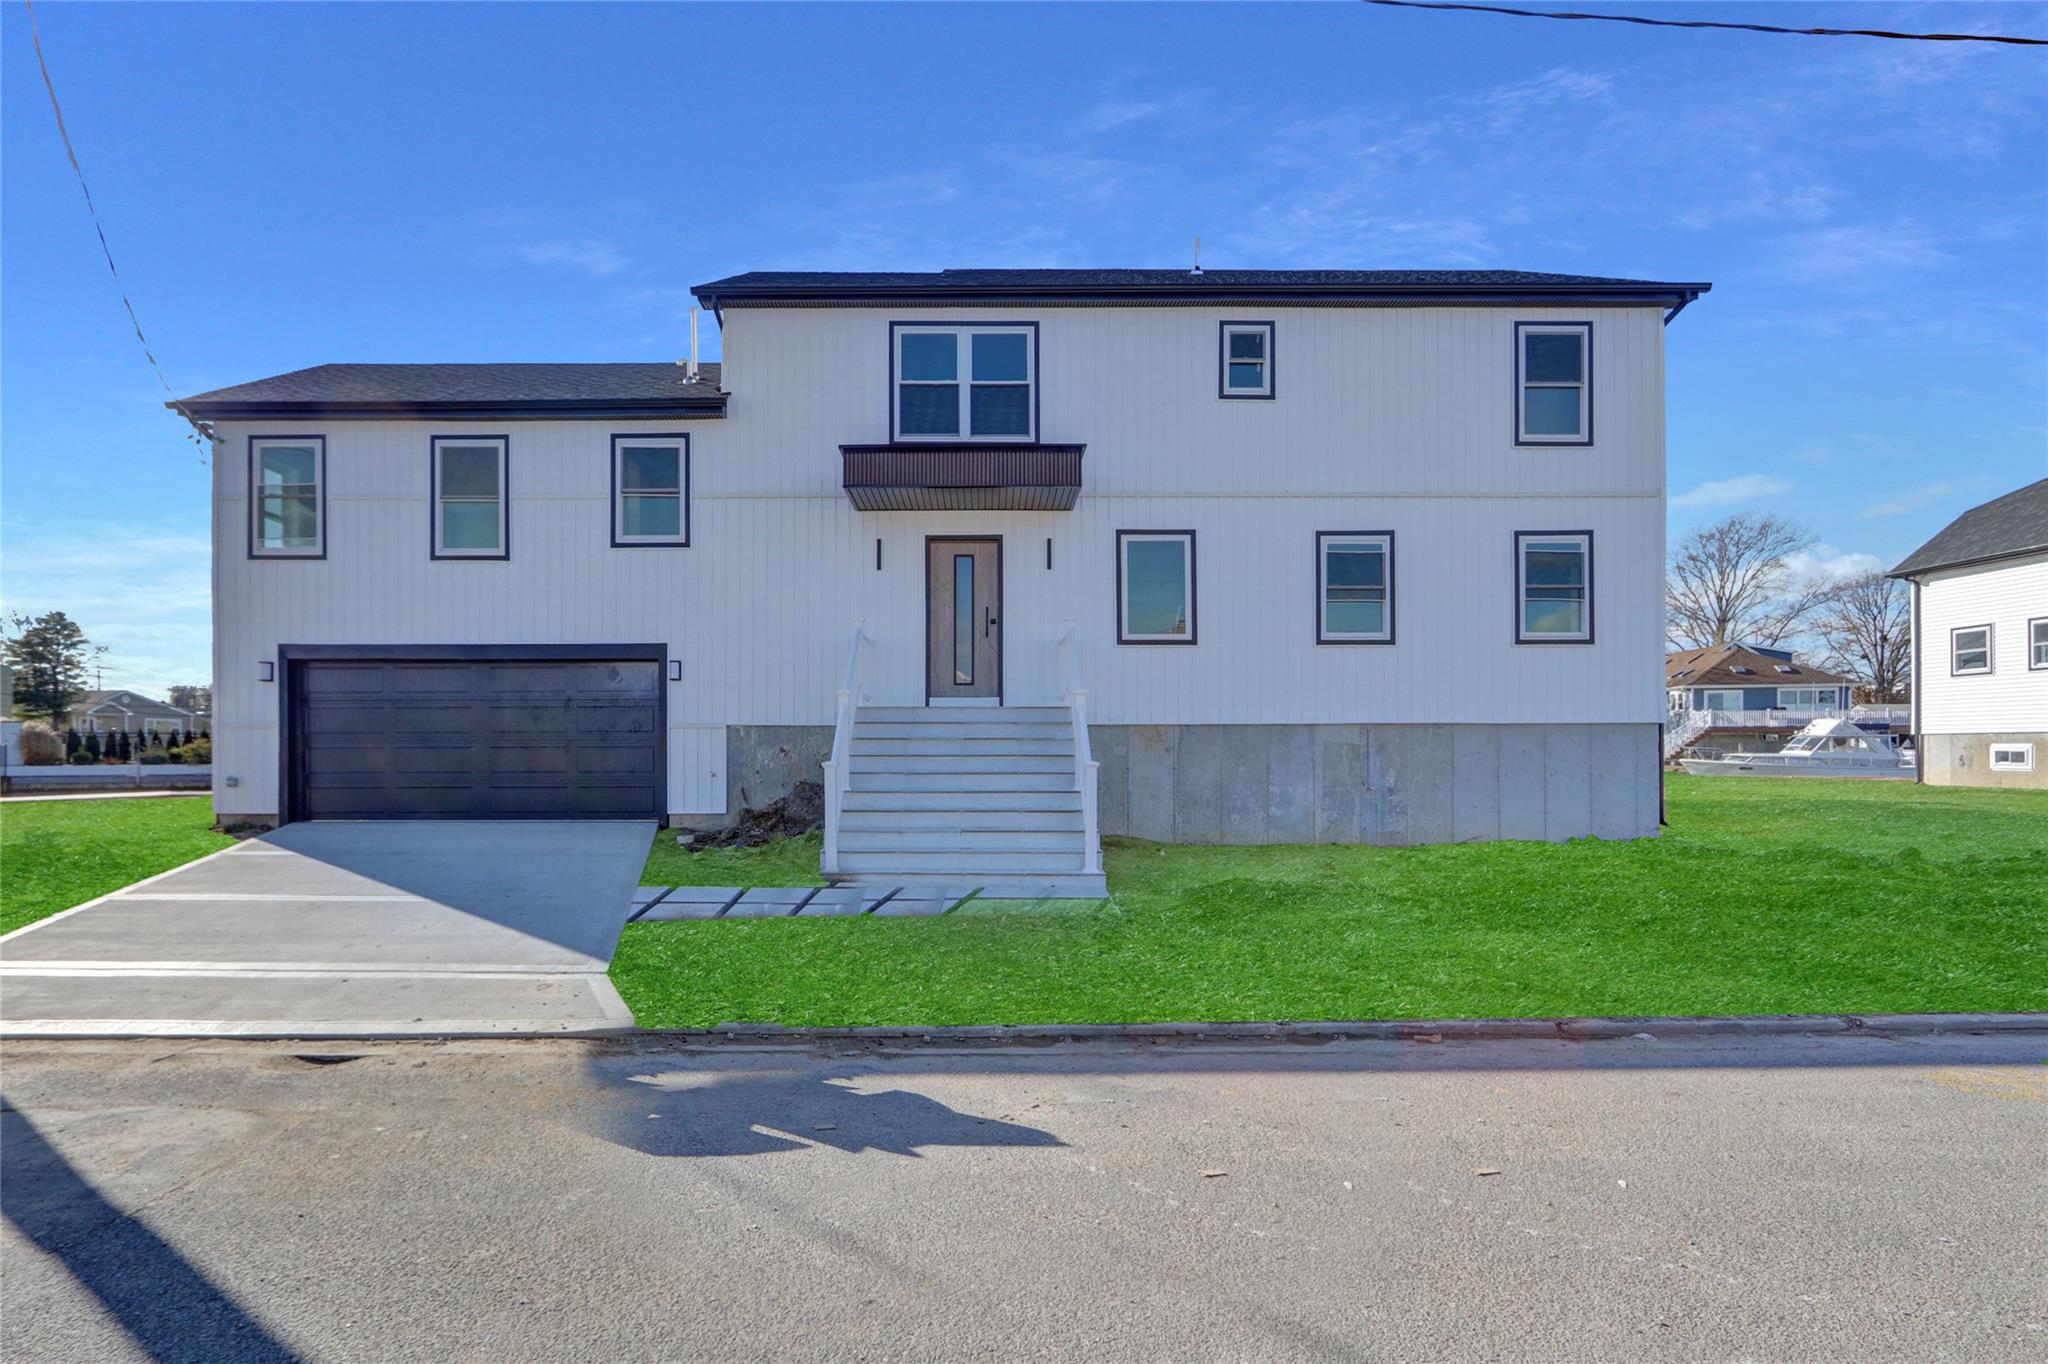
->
<box><xmin>181</xmin><ymin>267</ymin><xmax>1709</xmax><ymax>890</ymax></box>
<box><xmin>1889</xmin><ymin>478</ymin><xmax>2048</xmax><ymax>791</ymax></box>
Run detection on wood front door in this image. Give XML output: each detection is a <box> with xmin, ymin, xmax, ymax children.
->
<box><xmin>927</xmin><ymin>538</ymin><xmax>1001</xmax><ymax>702</ymax></box>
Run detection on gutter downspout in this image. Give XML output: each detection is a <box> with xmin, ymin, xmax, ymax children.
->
<box><xmin>1909</xmin><ymin>578</ymin><xmax>1923</xmax><ymax>784</ymax></box>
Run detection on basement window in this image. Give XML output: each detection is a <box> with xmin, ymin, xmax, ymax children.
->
<box><xmin>1951</xmin><ymin>625</ymin><xmax>1991</xmax><ymax>675</ymax></box>
<box><xmin>893</xmin><ymin>324</ymin><xmax>1036</xmax><ymax>441</ymax></box>
<box><xmin>611</xmin><ymin>435</ymin><xmax>689</xmax><ymax>546</ymax></box>
<box><xmin>1220</xmin><ymin>322</ymin><xmax>1274</xmax><ymax>398</ymax></box>
<box><xmin>1989</xmin><ymin>743</ymin><xmax>2035</xmax><ymax>772</ymax></box>
<box><xmin>1515</xmin><ymin>322</ymin><xmax>1591</xmax><ymax>444</ymax></box>
<box><xmin>250</xmin><ymin>436</ymin><xmax>325</xmax><ymax>557</ymax></box>
<box><xmin>431</xmin><ymin>436</ymin><xmax>508</xmax><ymax>559</ymax></box>
<box><xmin>1515</xmin><ymin>531</ymin><xmax>1592</xmax><ymax>643</ymax></box>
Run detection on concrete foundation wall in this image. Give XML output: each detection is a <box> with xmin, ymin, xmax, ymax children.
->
<box><xmin>670</xmin><ymin>725</ymin><xmax>833</xmax><ymax>830</ymax></box>
<box><xmin>1092</xmin><ymin>723</ymin><xmax>1661</xmax><ymax>845</ymax></box>
<box><xmin>1917</xmin><ymin>732</ymin><xmax>2048</xmax><ymax>791</ymax></box>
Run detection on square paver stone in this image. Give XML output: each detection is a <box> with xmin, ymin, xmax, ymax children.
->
<box><xmin>873</xmin><ymin>890</ymin><xmax>970</xmax><ymax>917</ymax></box>
<box><xmin>796</xmin><ymin>888</ymin><xmax>871</xmax><ymax>917</ymax></box>
<box><xmin>726</xmin><ymin>887</ymin><xmax>821</xmax><ymax>919</ymax></box>
<box><xmin>629</xmin><ymin>886</ymin><xmax>668</xmax><ymax>908</ymax></box>
<box><xmin>638</xmin><ymin>887</ymin><xmax>742</xmax><ymax>921</ymax></box>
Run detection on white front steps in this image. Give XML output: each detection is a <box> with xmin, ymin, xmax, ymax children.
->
<box><xmin>827</xmin><ymin>705</ymin><xmax>1107</xmax><ymax>899</ymax></box>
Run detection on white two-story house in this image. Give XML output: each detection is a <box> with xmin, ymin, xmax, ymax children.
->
<box><xmin>1889</xmin><ymin>478</ymin><xmax>2048</xmax><ymax>790</ymax></box>
<box><xmin>184</xmin><ymin>268</ymin><xmax>1709</xmax><ymax>895</ymax></box>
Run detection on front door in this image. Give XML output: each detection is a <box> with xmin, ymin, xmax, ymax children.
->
<box><xmin>927</xmin><ymin>537</ymin><xmax>1001</xmax><ymax>703</ymax></box>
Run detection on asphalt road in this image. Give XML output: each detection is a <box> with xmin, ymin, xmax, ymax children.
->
<box><xmin>3</xmin><ymin>1031</ymin><xmax>2042</xmax><ymax>1363</ymax></box>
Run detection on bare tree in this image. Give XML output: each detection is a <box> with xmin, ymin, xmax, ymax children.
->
<box><xmin>1665</xmin><ymin>513</ymin><xmax>1835</xmax><ymax>649</ymax></box>
<box><xmin>1811</xmin><ymin>572</ymin><xmax>1911</xmax><ymax>701</ymax></box>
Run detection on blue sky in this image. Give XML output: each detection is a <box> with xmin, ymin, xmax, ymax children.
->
<box><xmin>2</xmin><ymin>2</ymin><xmax>2042</xmax><ymax>694</ymax></box>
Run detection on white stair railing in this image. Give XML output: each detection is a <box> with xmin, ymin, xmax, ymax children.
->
<box><xmin>820</xmin><ymin>624</ymin><xmax>866</xmax><ymax>875</ymax></box>
<box><xmin>1057</xmin><ymin>623</ymin><xmax>1103</xmax><ymax>877</ymax></box>
<box><xmin>1664</xmin><ymin>709</ymin><xmax>1713</xmax><ymax>759</ymax></box>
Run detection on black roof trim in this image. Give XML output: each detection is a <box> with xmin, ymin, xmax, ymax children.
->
<box><xmin>1888</xmin><ymin>478</ymin><xmax>2048</xmax><ymax>578</ymax></box>
<box><xmin>176</xmin><ymin>398</ymin><xmax>727</xmax><ymax>421</ymax></box>
<box><xmin>173</xmin><ymin>363</ymin><xmax>725</xmax><ymax>420</ymax></box>
<box><xmin>695</xmin><ymin>268</ymin><xmax>1711</xmax><ymax>311</ymax></box>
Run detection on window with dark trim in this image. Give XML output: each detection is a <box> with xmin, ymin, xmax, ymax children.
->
<box><xmin>892</xmin><ymin>323</ymin><xmax>1037</xmax><ymax>441</ymax></box>
<box><xmin>1220</xmin><ymin>322</ymin><xmax>1274</xmax><ymax>398</ymax></box>
<box><xmin>1316</xmin><ymin>531</ymin><xmax>1393</xmax><ymax>643</ymax></box>
<box><xmin>1515</xmin><ymin>531</ymin><xmax>1593</xmax><ymax>643</ymax></box>
<box><xmin>1515</xmin><ymin>322</ymin><xmax>1591</xmax><ymax>445</ymax></box>
<box><xmin>611</xmin><ymin>434</ymin><xmax>689</xmax><ymax>546</ymax></box>
<box><xmin>2030</xmin><ymin>617</ymin><xmax>2048</xmax><ymax>670</ymax></box>
<box><xmin>1117</xmin><ymin>530</ymin><xmax>1196</xmax><ymax>645</ymax></box>
<box><xmin>250</xmin><ymin>435</ymin><xmax>325</xmax><ymax>558</ymax></box>
<box><xmin>1951</xmin><ymin>624</ymin><xmax>1991</xmax><ymax>675</ymax></box>
<box><xmin>431</xmin><ymin>436</ymin><xmax>508</xmax><ymax>559</ymax></box>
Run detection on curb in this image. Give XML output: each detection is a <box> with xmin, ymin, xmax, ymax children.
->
<box><xmin>642</xmin><ymin>1012</ymin><xmax>2048</xmax><ymax>1048</ymax></box>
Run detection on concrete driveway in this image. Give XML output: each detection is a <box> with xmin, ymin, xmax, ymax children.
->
<box><xmin>0</xmin><ymin>821</ymin><xmax>654</xmax><ymax>1038</ymax></box>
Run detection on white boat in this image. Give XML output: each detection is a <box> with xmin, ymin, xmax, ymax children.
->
<box><xmin>1678</xmin><ymin>716</ymin><xmax>1915</xmax><ymax>779</ymax></box>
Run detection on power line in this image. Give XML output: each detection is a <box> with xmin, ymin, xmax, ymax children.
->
<box><xmin>24</xmin><ymin>0</ymin><xmax>217</xmax><ymax>458</ymax></box>
<box><xmin>1363</xmin><ymin>0</ymin><xmax>2048</xmax><ymax>46</ymax></box>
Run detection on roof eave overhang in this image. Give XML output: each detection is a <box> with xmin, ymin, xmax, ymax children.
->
<box><xmin>695</xmin><ymin>282</ymin><xmax>1713</xmax><ymax>312</ymax></box>
<box><xmin>1888</xmin><ymin>544</ymin><xmax>2048</xmax><ymax>581</ymax></box>
<box><xmin>169</xmin><ymin>397</ymin><xmax>728</xmax><ymax>421</ymax></box>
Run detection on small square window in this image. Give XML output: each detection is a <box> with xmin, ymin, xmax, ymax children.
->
<box><xmin>1220</xmin><ymin>322</ymin><xmax>1274</xmax><ymax>398</ymax></box>
<box><xmin>611</xmin><ymin>435</ymin><xmax>689</xmax><ymax>546</ymax></box>
<box><xmin>1515</xmin><ymin>531</ymin><xmax>1592</xmax><ymax>643</ymax></box>
<box><xmin>1118</xmin><ymin>531</ymin><xmax>1196</xmax><ymax>644</ymax></box>
<box><xmin>1951</xmin><ymin>625</ymin><xmax>1991</xmax><ymax>675</ymax></box>
<box><xmin>1515</xmin><ymin>322</ymin><xmax>1591</xmax><ymax>444</ymax></box>
<box><xmin>250</xmin><ymin>436</ymin><xmax>325</xmax><ymax>557</ymax></box>
<box><xmin>1317</xmin><ymin>532</ymin><xmax>1393</xmax><ymax>643</ymax></box>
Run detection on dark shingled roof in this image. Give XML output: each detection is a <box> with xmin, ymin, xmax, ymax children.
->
<box><xmin>1665</xmin><ymin>644</ymin><xmax>1849</xmax><ymax>689</ymax></box>
<box><xmin>693</xmin><ymin>268</ymin><xmax>1710</xmax><ymax>308</ymax></box>
<box><xmin>175</xmin><ymin>363</ymin><xmax>723</xmax><ymax>417</ymax></box>
<box><xmin>1889</xmin><ymin>478</ymin><xmax>2048</xmax><ymax>578</ymax></box>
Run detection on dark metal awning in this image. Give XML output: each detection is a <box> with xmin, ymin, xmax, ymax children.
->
<box><xmin>840</xmin><ymin>444</ymin><xmax>1084</xmax><ymax>511</ymax></box>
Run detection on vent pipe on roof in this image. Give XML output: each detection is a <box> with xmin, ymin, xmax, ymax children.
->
<box><xmin>685</xmin><ymin>308</ymin><xmax>701</xmax><ymax>383</ymax></box>
<box><xmin>1190</xmin><ymin>235</ymin><xmax>1202</xmax><ymax>277</ymax></box>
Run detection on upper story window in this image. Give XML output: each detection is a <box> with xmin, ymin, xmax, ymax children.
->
<box><xmin>2030</xmin><ymin>617</ymin><xmax>2047</xmax><ymax>670</ymax></box>
<box><xmin>611</xmin><ymin>435</ymin><xmax>689</xmax><ymax>547</ymax></box>
<box><xmin>431</xmin><ymin>436</ymin><xmax>508</xmax><ymax>559</ymax></box>
<box><xmin>892</xmin><ymin>323</ymin><xmax>1036</xmax><ymax>442</ymax></box>
<box><xmin>1317</xmin><ymin>532</ymin><xmax>1392</xmax><ymax>643</ymax></box>
<box><xmin>1950</xmin><ymin>624</ymin><xmax>1991</xmax><ymax>675</ymax></box>
<box><xmin>249</xmin><ymin>436</ymin><xmax>325</xmax><ymax>558</ymax></box>
<box><xmin>1515</xmin><ymin>322</ymin><xmax>1591</xmax><ymax>445</ymax></box>
<box><xmin>1515</xmin><ymin>531</ymin><xmax>1593</xmax><ymax>643</ymax></box>
<box><xmin>1117</xmin><ymin>530</ymin><xmax>1196</xmax><ymax>645</ymax></box>
<box><xmin>1220</xmin><ymin>322</ymin><xmax>1274</xmax><ymax>399</ymax></box>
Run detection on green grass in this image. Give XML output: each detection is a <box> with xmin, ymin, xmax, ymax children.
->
<box><xmin>641</xmin><ymin>829</ymin><xmax>826</xmax><ymax>888</ymax></box>
<box><xmin>0</xmin><ymin>797</ymin><xmax>233</xmax><ymax>936</ymax></box>
<box><xmin>613</xmin><ymin>776</ymin><xmax>2048</xmax><ymax>1028</ymax></box>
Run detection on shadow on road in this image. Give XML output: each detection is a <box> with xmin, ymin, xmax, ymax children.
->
<box><xmin>1</xmin><ymin>1099</ymin><xmax>301</xmax><ymax>1364</ymax></box>
<box><xmin>587</xmin><ymin>1068</ymin><xmax>1066</xmax><ymax>1159</ymax></box>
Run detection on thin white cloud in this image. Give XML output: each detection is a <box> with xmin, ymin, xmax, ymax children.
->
<box><xmin>0</xmin><ymin>519</ymin><xmax>212</xmax><ymax>695</ymax></box>
<box><xmin>505</xmin><ymin>237</ymin><xmax>629</xmax><ymax>277</ymax></box>
<box><xmin>1784</xmin><ymin>546</ymin><xmax>1886</xmax><ymax>582</ymax></box>
<box><xmin>1670</xmin><ymin>474</ymin><xmax>1793</xmax><ymax>510</ymax></box>
<box><xmin>1857</xmin><ymin>482</ymin><xmax>1954</xmax><ymax>518</ymax></box>
<box><xmin>1776</xmin><ymin>222</ymin><xmax>1950</xmax><ymax>281</ymax></box>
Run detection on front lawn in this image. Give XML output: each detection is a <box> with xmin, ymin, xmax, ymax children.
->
<box><xmin>614</xmin><ymin>776</ymin><xmax>2047</xmax><ymax>1027</ymax></box>
<box><xmin>0</xmin><ymin>797</ymin><xmax>233</xmax><ymax>936</ymax></box>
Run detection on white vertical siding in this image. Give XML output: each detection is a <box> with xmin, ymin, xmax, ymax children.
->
<box><xmin>211</xmin><ymin>303</ymin><xmax>1669</xmax><ymax>816</ymax></box>
<box><xmin>1916</xmin><ymin>552</ymin><xmax>2048</xmax><ymax>735</ymax></box>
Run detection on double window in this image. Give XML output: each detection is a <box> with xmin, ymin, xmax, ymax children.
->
<box><xmin>1515</xmin><ymin>531</ymin><xmax>1593</xmax><ymax>642</ymax></box>
<box><xmin>1515</xmin><ymin>323</ymin><xmax>1591</xmax><ymax>444</ymax></box>
<box><xmin>1951</xmin><ymin>624</ymin><xmax>1992</xmax><ymax>675</ymax></box>
<box><xmin>1990</xmin><ymin>743</ymin><xmax>2036</xmax><ymax>772</ymax></box>
<box><xmin>1220</xmin><ymin>322</ymin><xmax>1275</xmax><ymax>398</ymax></box>
<box><xmin>249</xmin><ymin>436</ymin><xmax>325</xmax><ymax>558</ymax></box>
<box><xmin>1117</xmin><ymin>531</ymin><xmax>1196</xmax><ymax>644</ymax></box>
<box><xmin>611</xmin><ymin>435</ymin><xmax>689</xmax><ymax>546</ymax></box>
<box><xmin>893</xmin><ymin>324</ymin><xmax>1036</xmax><ymax>441</ymax></box>
<box><xmin>431</xmin><ymin>436</ymin><xmax>508</xmax><ymax>559</ymax></box>
<box><xmin>1316</xmin><ymin>532</ymin><xmax>1393</xmax><ymax>643</ymax></box>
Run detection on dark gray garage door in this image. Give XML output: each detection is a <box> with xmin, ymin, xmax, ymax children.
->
<box><xmin>292</xmin><ymin>659</ymin><xmax>662</xmax><ymax>820</ymax></box>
